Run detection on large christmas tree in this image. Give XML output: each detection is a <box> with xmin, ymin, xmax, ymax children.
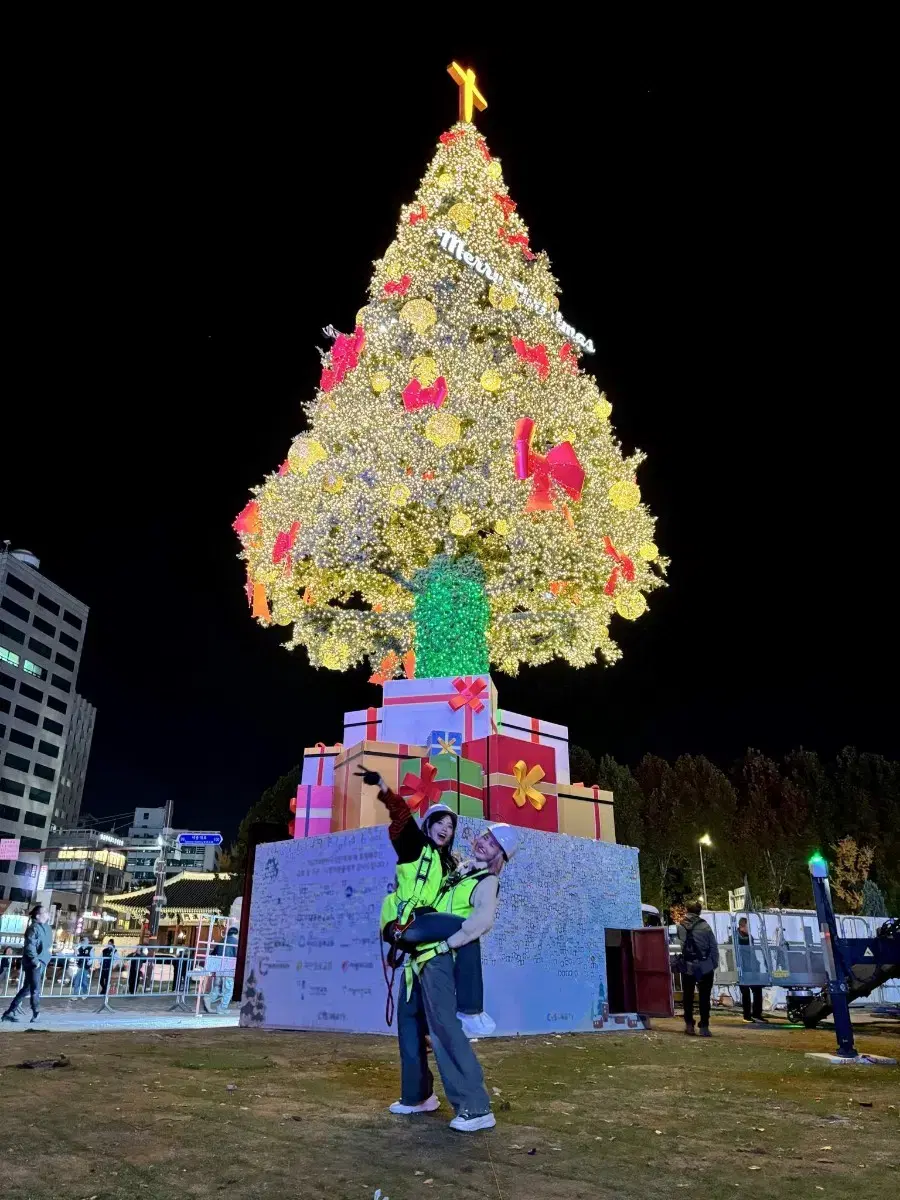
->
<box><xmin>234</xmin><ymin>66</ymin><xmax>665</xmax><ymax>678</ymax></box>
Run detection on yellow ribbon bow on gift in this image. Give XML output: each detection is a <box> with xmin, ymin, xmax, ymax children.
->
<box><xmin>436</xmin><ymin>736</ymin><xmax>460</xmax><ymax>756</ymax></box>
<box><xmin>512</xmin><ymin>760</ymin><xmax>546</xmax><ymax>810</ymax></box>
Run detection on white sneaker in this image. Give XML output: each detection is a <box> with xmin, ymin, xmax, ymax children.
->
<box><xmin>449</xmin><ymin>1111</ymin><xmax>496</xmax><ymax>1132</ymax></box>
<box><xmin>389</xmin><ymin>1094</ymin><xmax>440</xmax><ymax>1115</ymax></box>
<box><xmin>458</xmin><ymin>1011</ymin><xmax>496</xmax><ymax>1039</ymax></box>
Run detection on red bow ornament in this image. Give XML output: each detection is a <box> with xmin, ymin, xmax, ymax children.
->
<box><xmin>603</xmin><ymin>536</ymin><xmax>636</xmax><ymax>595</ymax></box>
<box><xmin>494</xmin><ymin>193</ymin><xmax>516</xmax><ymax>220</ymax></box>
<box><xmin>272</xmin><ymin>520</ymin><xmax>301</xmax><ymax>566</ymax></box>
<box><xmin>400</xmin><ymin>760</ymin><xmax>441</xmax><ymax>812</ymax></box>
<box><xmin>511</xmin><ymin>337</ymin><xmax>550</xmax><ymax>380</ymax></box>
<box><xmin>440</xmin><ymin>131</ymin><xmax>463</xmax><ymax>146</ymax></box>
<box><xmin>232</xmin><ymin>500</ymin><xmax>260</xmax><ymax>535</ymax></box>
<box><xmin>477</xmin><ymin>138</ymin><xmax>492</xmax><ymax>162</ymax></box>
<box><xmin>383</xmin><ymin>274</ymin><xmax>412</xmax><ymax>297</ymax></box>
<box><xmin>499</xmin><ymin>227</ymin><xmax>536</xmax><ymax>260</ymax></box>
<box><xmin>277</xmin><ymin>459</ymin><xmax>290</xmax><ymax>476</ymax></box>
<box><xmin>448</xmin><ymin>676</ymin><xmax>487</xmax><ymax>714</ymax></box>
<box><xmin>408</xmin><ymin>204</ymin><xmax>428</xmax><ymax>225</ymax></box>
<box><xmin>320</xmin><ymin>326</ymin><xmax>366</xmax><ymax>393</ymax></box>
<box><xmin>368</xmin><ymin>650</ymin><xmax>400</xmax><ymax>685</ymax></box>
<box><xmin>514</xmin><ymin>417</ymin><xmax>585</xmax><ymax>513</ymax></box>
<box><xmin>403</xmin><ymin>376</ymin><xmax>448</xmax><ymax>412</ymax></box>
<box><xmin>558</xmin><ymin>344</ymin><xmax>578</xmax><ymax>373</ymax></box>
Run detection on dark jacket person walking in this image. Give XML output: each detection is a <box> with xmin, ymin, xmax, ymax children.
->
<box><xmin>2</xmin><ymin>905</ymin><xmax>53</xmax><ymax>1023</ymax></box>
<box><xmin>677</xmin><ymin>901</ymin><xmax>717</xmax><ymax>1037</ymax></box>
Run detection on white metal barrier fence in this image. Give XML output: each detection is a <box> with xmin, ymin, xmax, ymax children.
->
<box><xmin>2</xmin><ymin>933</ymin><xmax>237</xmax><ymax>1017</ymax></box>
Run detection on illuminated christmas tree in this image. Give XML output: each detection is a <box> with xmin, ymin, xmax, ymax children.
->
<box><xmin>234</xmin><ymin>66</ymin><xmax>666</xmax><ymax>678</ymax></box>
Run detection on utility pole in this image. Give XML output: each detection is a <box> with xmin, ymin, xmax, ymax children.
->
<box><xmin>149</xmin><ymin>798</ymin><xmax>174</xmax><ymax>941</ymax></box>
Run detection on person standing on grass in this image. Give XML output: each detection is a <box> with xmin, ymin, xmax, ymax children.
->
<box><xmin>736</xmin><ymin>917</ymin><xmax>766</xmax><ymax>1023</ymax></box>
<box><xmin>360</xmin><ymin>766</ymin><xmax>519</xmax><ymax>1133</ymax></box>
<box><xmin>677</xmin><ymin>900</ymin><xmax>718</xmax><ymax>1037</ymax></box>
<box><xmin>2</xmin><ymin>904</ymin><xmax>52</xmax><ymax>1024</ymax></box>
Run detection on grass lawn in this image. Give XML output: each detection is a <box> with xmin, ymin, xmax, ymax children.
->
<box><xmin>0</xmin><ymin>1015</ymin><xmax>897</xmax><ymax>1199</ymax></box>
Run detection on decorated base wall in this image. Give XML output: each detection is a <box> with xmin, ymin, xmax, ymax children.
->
<box><xmin>241</xmin><ymin>820</ymin><xmax>644</xmax><ymax>1036</ymax></box>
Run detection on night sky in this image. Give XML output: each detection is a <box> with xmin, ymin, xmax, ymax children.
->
<box><xmin>4</xmin><ymin>39</ymin><xmax>894</xmax><ymax>839</ymax></box>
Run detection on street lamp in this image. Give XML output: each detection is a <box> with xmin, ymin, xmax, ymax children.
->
<box><xmin>698</xmin><ymin>834</ymin><xmax>713</xmax><ymax>907</ymax></box>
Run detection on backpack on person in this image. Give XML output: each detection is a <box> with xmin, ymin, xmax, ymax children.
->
<box><xmin>675</xmin><ymin>926</ymin><xmax>705</xmax><ymax>978</ymax></box>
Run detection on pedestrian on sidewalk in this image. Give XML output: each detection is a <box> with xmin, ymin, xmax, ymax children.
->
<box><xmin>99</xmin><ymin>939</ymin><xmax>118</xmax><ymax>995</ymax></box>
<box><xmin>203</xmin><ymin>926</ymin><xmax>239</xmax><ymax>1013</ymax></box>
<box><xmin>73</xmin><ymin>935</ymin><xmax>93</xmax><ymax>997</ymax></box>
<box><xmin>2</xmin><ymin>905</ymin><xmax>52</xmax><ymax>1024</ymax></box>
<box><xmin>736</xmin><ymin>917</ymin><xmax>765</xmax><ymax>1023</ymax></box>
<box><xmin>677</xmin><ymin>900</ymin><xmax>718</xmax><ymax>1038</ymax></box>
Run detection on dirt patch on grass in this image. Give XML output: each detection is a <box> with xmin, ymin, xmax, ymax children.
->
<box><xmin>0</xmin><ymin>1016</ymin><xmax>897</xmax><ymax>1199</ymax></box>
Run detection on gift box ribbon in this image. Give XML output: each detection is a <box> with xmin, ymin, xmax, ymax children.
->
<box><xmin>512</xmin><ymin>760</ymin><xmax>547</xmax><ymax>810</ymax></box>
<box><xmin>399</xmin><ymin>760</ymin><xmax>442</xmax><ymax>812</ymax></box>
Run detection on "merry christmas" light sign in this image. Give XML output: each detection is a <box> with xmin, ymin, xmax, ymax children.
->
<box><xmin>434</xmin><ymin>227</ymin><xmax>595</xmax><ymax>353</ymax></box>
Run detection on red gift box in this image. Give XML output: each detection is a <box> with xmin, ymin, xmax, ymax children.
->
<box><xmin>463</xmin><ymin>734</ymin><xmax>557</xmax><ymax>831</ymax></box>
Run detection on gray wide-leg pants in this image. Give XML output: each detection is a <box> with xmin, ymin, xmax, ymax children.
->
<box><xmin>397</xmin><ymin>952</ymin><xmax>491</xmax><ymax>1118</ymax></box>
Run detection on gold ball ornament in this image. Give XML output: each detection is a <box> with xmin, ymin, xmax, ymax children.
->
<box><xmin>615</xmin><ymin>592</ymin><xmax>648</xmax><ymax>621</ymax></box>
<box><xmin>388</xmin><ymin>483</ymin><xmax>411</xmax><ymax>507</ymax></box>
<box><xmin>425</xmin><ymin>411</ymin><xmax>461</xmax><ymax>448</ymax></box>
<box><xmin>288</xmin><ymin>437</ymin><xmax>327</xmax><ymax>475</ymax></box>
<box><xmin>639</xmin><ymin>542</ymin><xmax>659</xmax><ymax>561</ymax></box>
<box><xmin>448</xmin><ymin>202</ymin><xmax>475</xmax><ymax>232</ymax></box>
<box><xmin>594</xmin><ymin>395</ymin><xmax>613</xmax><ymax>422</ymax></box>
<box><xmin>411</xmin><ymin>356</ymin><xmax>439</xmax><ymax>386</ymax></box>
<box><xmin>494</xmin><ymin>518</ymin><xmax>510</xmax><ymax>535</ymax></box>
<box><xmin>488</xmin><ymin>285</ymin><xmax>517</xmax><ymax>311</ymax></box>
<box><xmin>320</xmin><ymin>639</ymin><xmax>352</xmax><ymax>671</ymax></box>
<box><xmin>322</xmin><ymin>474</ymin><xmax>344</xmax><ymax>494</ymax></box>
<box><xmin>487</xmin><ymin>161</ymin><xmax>502</xmax><ymax>180</ymax></box>
<box><xmin>436</xmin><ymin>171</ymin><xmax>454</xmax><ymax>189</ymax></box>
<box><xmin>480</xmin><ymin>368</ymin><xmax>502</xmax><ymax>393</ymax></box>
<box><xmin>449</xmin><ymin>511</ymin><xmax>473</xmax><ymax>536</ymax></box>
<box><xmin>608</xmin><ymin>480</ymin><xmax>641</xmax><ymax>511</ymax></box>
<box><xmin>400</xmin><ymin>299</ymin><xmax>437</xmax><ymax>334</ymax></box>
<box><xmin>370</xmin><ymin>372</ymin><xmax>390</xmax><ymax>394</ymax></box>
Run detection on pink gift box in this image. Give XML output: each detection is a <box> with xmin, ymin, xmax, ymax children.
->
<box><xmin>291</xmin><ymin>784</ymin><xmax>333</xmax><ymax>838</ymax></box>
<box><xmin>495</xmin><ymin>709</ymin><xmax>571</xmax><ymax>785</ymax></box>
<box><xmin>380</xmin><ymin>675</ymin><xmax>498</xmax><ymax>747</ymax></box>
<box><xmin>301</xmin><ymin>742</ymin><xmax>343</xmax><ymax>787</ymax></box>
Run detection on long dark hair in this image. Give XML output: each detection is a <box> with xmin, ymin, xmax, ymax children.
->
<box><xmin>423</xmin><ymin>811</ymin><xmax>458</xmax><ymax>875</ymax></box>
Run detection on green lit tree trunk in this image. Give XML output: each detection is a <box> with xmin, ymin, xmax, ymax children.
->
<box><xmin>412</xmin><ymin>554</ymin><xmax>490</xmax><ymax>678</ymax></box>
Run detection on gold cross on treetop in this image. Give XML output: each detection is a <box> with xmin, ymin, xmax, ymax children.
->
<box><xmin>448</xmin><ymin>62</ymin><xmax>487</xmax><ymax>124</ymax></box>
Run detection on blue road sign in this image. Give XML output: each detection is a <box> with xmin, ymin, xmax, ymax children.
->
<box><xmin>177</xmin><ymin>833</ymin><xmax>223</xmax><ymax>846</ymax></box>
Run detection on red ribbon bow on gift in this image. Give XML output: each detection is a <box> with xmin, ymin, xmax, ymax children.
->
<box><xmin>500</xmin><ymin>227</ymin><xmax>536</xmax><ymax>260</ymax></box>
<box><xmin>383</xmin><ymin>274</ymin><xmax>412</xmax><ymax>297</ymax></box>
<box><xmin>603</xmin><ymin>536</ymin><xmax>636</xmax><ymax>595</ymax></box>
<box><xmin>511</xmin><ymin>337</ymin><xmax>550</xmax><ymax>379</ymax></box>
<box><xmin>448</xmin><ymin>676</ymin><xmax>487</xmax><ymax>713</ymax></box>
<box><xmin>408</xmin><ymin>204</ymin><xmax>427</xmax><ymax>224</ymax></box>
<box><xmin>400</xmin><ymin>760</ymin><xmax>442</xmax><ymax>812</ymax></box>
<box><xmin>495</xmin><ymin>193</ymin><xmax>516</xmax><ymax>220</ymax></box>
<box><xmin>514</xmin><ymin>417</ymin><xmax>585</xmax><ymax>513</ymax></box>
<box><xmin>320</xmin><ymin>326</ymin><xmax>366</xmax><ymax>393</ymax></box>
<box><xmin>403</xmin><ymin>376</ymin><xmax>448</xmax><ymax>412</ymax></box>
<box><xmin>272</xmin><ymin>520</ymin><xmax>301</xmax><ymax>565</ymax></box>
<box><xmin>368</xmin><ymin>650</ymin><xmax>400</xmax><ymax>685</ymax></box>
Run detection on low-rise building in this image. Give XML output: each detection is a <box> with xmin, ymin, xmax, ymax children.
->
<box><xmin>125</xmin><ymin>807</ymin><xmax>221</xmax><ymax>887</ymax></box>
<box><xmin>42</xmin><ymin>828</ymin><xmax>127</xmax><ymax>942</ymax></box>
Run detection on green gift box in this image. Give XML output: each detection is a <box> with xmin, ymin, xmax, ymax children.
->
<box><xmin>400</xmin><ymin>754</ymin><xmax>484</xmax><ymax>818</ymax></box>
